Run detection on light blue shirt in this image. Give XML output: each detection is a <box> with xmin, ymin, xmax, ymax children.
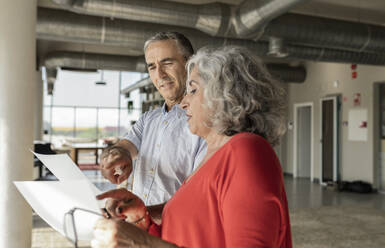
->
<box><xmin>124</xmin><ymin>104</ymin><xmax>207</xmax><ymax>205</ymax></box>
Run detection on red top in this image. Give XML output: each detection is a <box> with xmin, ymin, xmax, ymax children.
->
<box><xmin>149</xmin><ymin>133</ymin><xmax>292</xmax><ymax>248</ymax></box>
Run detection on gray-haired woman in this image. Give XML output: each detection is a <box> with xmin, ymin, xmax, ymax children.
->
<box><xmin>92</xmin><ymin>46</ymin><xmax>292</xmax><ymax>248</ymax></box>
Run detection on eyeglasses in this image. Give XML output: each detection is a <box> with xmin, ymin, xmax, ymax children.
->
<box><xmin>63</xmin><ymin>207</ymin><xmax>103</xmax><ymax>248</ymax></box>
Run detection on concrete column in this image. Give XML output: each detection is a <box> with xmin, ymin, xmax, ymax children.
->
<box><xmin>0</xmin><ymin>1</ymin><xmax>37</xmax><ymax>248</ymax></box>
<box><xmin>34</xmin><ymin>71</ymin><xmax>44</xmax><ymax>141</ymax></box>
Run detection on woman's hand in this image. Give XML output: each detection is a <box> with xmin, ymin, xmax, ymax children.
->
<box><xmin>91</xmin><ymin>219</ymin><xmax>150</xmax><ymax>248</ymax></box>
<box><xmin>92</xmin><ymin>219</ymin><xmax>178</xmax><ymax>248</ymax></box>
<box><xmin>97</xmin><ymin>189</ymin><xmax>150</xmax><ymax>230</ymax></box>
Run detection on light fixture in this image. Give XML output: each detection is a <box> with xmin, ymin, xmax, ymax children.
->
<box><xmin>95</xmin><ymin>70</ymin><xmax>107</xmax><ymax>85</ymax></box>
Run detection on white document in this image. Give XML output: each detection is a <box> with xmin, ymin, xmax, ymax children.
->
<box><xmin>32</xmin><ymin>152</ymin><xmax>101</xmax><ymax>195</ymax></box>
<box><xmin>14</xmin><ymin>180</ymin><xmax>101</xmax><ymax>241</ymax></box>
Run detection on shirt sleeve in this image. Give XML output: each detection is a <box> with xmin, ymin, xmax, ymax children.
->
<box><xmin>220</xmin><ymin>137</ymin><xmax>289</xmax><ymax>248</ymax></box>
<box><xmin>123</xmin><ymin>111</ymin><xmax>147</xmax><ymax>151</ymax></box>
<box><xmin>148</xmin><ymin>220</ymin><xmax>162</xmax><ymax>237</ymax></box>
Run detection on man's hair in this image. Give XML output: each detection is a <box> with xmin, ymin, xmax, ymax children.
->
<box><xmin>143</xmin><ymin>32</ymin><xmax>194</xmax><ymax>60</ymax></box>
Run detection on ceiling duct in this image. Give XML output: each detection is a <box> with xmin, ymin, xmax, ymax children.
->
<box><xmin>37</xmin><ymin>8</ymin><xmax>385</xmax><ymax>66</ymax></box>
<box><xmin>267</xmin><ymin>37</ymin><xmax>288</xmax><ymax>58</ymax></box>
<box><xmin>44</xmin><ymin>51</ymin><xmax>147</xmax><ymax>72</ymax></box>
<box><xmin>50</xmin><ymin>0</ymin><xmax>385</xmax><ymax>55</ymax></box>
<box><xmin>231</xmin><ymin>0</ymin><xmax>309</xmax><ymax>38</ymax></box>
<box><xmin>44</xmin><ymin>68</ymin><xmax>57</xmax><ymax>95</ymax></box>
<box><xmin>263</xmin><ymin>13</ymin><xmax>385</xmax><ymax>54</ymax></box>
<box><xmin>50</xmin><ymin>0</ymin><xmax>308</xmax><ymax>37</ymax></box>
<box><xmin>266</xmin><ymin>64</ymin><xmax>306</xmax><ymax>83</ymax></box>
<box><xmin>43</xmin><ymin>51</ymin><xmax>307</xmax><ymax>83</ymax></box>
<box><xmin>51</xmin><ymin>0</ymin><xmax>229</xmax><ymax>36</ymax></box>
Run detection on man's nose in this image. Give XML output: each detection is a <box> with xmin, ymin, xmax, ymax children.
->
<box><xmin>155</xmin><ymin>66</ymin><xmax>166</xmax><ymax>79</ymax></box>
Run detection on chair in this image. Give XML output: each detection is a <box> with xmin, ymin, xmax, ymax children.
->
<box><xmin>33</xmin><ymin>142</ymin><xmax>57</xmax><ymax>181</ymax></box>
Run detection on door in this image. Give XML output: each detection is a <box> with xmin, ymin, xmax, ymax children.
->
<box><xmin>297</xmin><ymin>106</ymin><xmax>311</xmax><ymax>178</ymax></box>
<box><xmin>320</xmin><ymin>97</ymin><xmax>339</xmax><ymax>183</ymax></box>
<box><xmin>379</xmin><ymin>84</ymin><xmax>385</xmax><ymax>192</ymax></box>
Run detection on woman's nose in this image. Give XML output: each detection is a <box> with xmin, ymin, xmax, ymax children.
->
<box><xmin>180</xmin><ymin>95</ymin><xmax>189</xmax><ymax>110</ymax></box>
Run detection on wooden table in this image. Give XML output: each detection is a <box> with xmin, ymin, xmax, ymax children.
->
<box><xmin>69</xmin><ymin>144</ymin><xmax>107</xmax><ymax>165</ymax></box>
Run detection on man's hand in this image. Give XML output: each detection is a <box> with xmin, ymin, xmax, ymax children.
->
<box><xmin>100</xmin><ymin>146</ymin><xmax>132</xmax><ymax>184</ymax></box>
<box><xmin>97</xmin><ymin>189</ymin><xmax>150</xmax><ymax>231</ymax></box>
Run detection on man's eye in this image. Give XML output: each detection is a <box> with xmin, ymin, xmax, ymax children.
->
<box><xmin>148</xmin><ymin>67</ymin><xmax>155</xmax><ymax>71</ymax></box>
<box><xmin>190</xmin><ymin>89</ymin><xmax>197</xmax><ymax>94</ymax></box>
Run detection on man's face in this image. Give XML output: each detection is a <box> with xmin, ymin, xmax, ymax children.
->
<box><xmin>144</xmin><ymin>40</ymin><xmax>187</xmax><ymax>105</ymax></box>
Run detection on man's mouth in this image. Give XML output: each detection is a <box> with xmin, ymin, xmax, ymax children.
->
<box><xmin>186</xmin><ymin>114</ymin><xmax>192</xmax><ymax>121</ymax></box>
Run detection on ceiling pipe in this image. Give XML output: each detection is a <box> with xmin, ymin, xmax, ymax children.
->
<box><xmin>231</xmin><ymin>0</ymin><xmax>309</xmax><ymax>38</ymax></box>
<box><xmin>44</xmin><ymin>68</ymin><xmax>57</xmax><ymax>95</ymax></box>
<box><xmin>50</xmin><ymin>0</ymin><xmax>308</xmax><ymax>37</ymax></box>
<box><xmin>50</xmin><ymin>0</ymin><xmax>230</xmax><ymax>36</ymax></box>
<box><xmin>37</xmin><ymin>8</ymin><xmax>385</xmax><ymax>66</ymax></box>
<box><xmin>263</xmin><ymin>13</ymin><xmax>385</xmax><ymax>54</ymax></box>
<box><xmin>44</xmin><ymin>51</ymin><xmax>147</xmax><ymax>72</ymax></box>
<box><xmin>50</xmin><ymin>0</ymin><xmax>385</xmax><ymax>54</ymax></box>
<box><xmin>43</xmin><ymin>51</ymin><xmax>306</xmax><ymax>83</ymax></box>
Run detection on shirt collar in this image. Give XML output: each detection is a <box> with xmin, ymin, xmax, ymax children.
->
<box><xmin>161</xmin><ymin>103</ymin><xmax>184</xmax><ymax>118</ymax></box>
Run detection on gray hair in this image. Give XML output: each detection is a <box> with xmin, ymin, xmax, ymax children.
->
<box><xmin>187</xmin><ymin>46</ymin><xmax>287</xmax><ymax>146</ymax></box>
<box><xmin>143</xmin><ymin>32</ymin><xmax>194</xmax><ymax>60</ymax></box>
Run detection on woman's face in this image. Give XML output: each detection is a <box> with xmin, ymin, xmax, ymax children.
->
<box><xmin>181</xmin><ymin>66</ymin><xmax>212</xmax><ymax>138</ymax></box>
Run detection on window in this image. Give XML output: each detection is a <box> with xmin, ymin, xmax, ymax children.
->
<box><xmin>43</xmin><ymin>69</ymin><xmax>147</xmax><ymax>147</ymax></box>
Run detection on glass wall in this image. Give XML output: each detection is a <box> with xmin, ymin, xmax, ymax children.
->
<box><xmin>43</xmin><ymin>69</ymin><xmax>146</xmax><ymax>147</ymax></box>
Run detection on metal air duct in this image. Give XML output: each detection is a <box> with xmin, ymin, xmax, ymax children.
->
<box><xmin>231</xmin><ymin>0</ymin><xmax>309</xmax><ymax>37</ymax></box>
<box><xmin>267</xmin><ymin>64</ymin><xmax>306</xmax><ymax>83</ymax></box>
<box><xmin>45</xmin><ymin>68</ymin><xmax>57</xmax><ymax>95</ymax></box>
<box><xmin>37</xmin><ymin>8</ymin><xmax>385</xmax><ymax>66</ymax></box>
<box><xmin>51</xmin><ymin>0</ymin><xmax>230</xmax><ymax>36</ymax></box>
<box><xmin>263</xmin><ymin>13</ymin><xmax>385</xmax><ymax>54</ymax></box>
<box><xmin>44</xmin><ymin>51</ymin><xmax>146</xmax><ymax>72</ymax></box>
<box><xmin>43</xmin><ymin>51</ymin><xmax>307</xmax><ymax>83</ymax></box>
<box><xmin>50</xmin><ymin>0</ymin><xmax>385</xmax><ymax>55</ymax></box>
<box><xmin>50</xmin><ymin>0</ymin><xmax>308</xmax><ymax>37</ymax></box>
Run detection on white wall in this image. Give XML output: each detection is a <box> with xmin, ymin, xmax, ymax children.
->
<box><xmin>284</xmin><ymin>61</ymin><xmax>385</xmax><ymax>184</ymax></box>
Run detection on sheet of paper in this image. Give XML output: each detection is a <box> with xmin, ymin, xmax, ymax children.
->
<box><xmin>15</xmin><ymin>180</ymin><xmax>101</xmax><ymax>241</ymax></box>
<box><xmin>33</xmin><ymin>152</ymin><xmax>101</xmax><ymax>195</ymax></box>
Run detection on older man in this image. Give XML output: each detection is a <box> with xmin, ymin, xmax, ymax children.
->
<box><xmin>100</xmin><ymin>32</ymin><xmax>206</xmax><ymax>220</ymax></box>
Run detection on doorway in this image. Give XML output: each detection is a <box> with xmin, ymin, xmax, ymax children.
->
<box><xmin>293</xmin><ymin>102</ymin><xmax>314</xmax><ymax>181</ymax></box>
<box><xmin>374</xmin><ymin>83</ymin><xmax>385</xmax><ymax>193</ymax></box>
<box><xmin>320</xmin><ymin>96</ymin><xmax>340</xmax><ymax>184</ymax></box>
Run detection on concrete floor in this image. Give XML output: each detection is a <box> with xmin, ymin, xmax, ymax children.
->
<box><xmin>285</xmin><ymin>177</ymin><xmax>385</xmax><ymax>248</ymax></box>
<box><xmin>32</xmin><ymin>175</ymin><xmax>385</xmax><ymax>247</ymax></box>
<box><xmin>284</xmin><ymin>177</ymin><xmax>385</xmax><ymax>211</ymax></box>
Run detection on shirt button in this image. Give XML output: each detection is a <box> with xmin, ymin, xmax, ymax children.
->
<box><xmin>164</xmin><ymin>120</ymin><xmax>168</xmax><ymax>125</ymax></box>
<box><xmin>156</xmin><ymin>144</ymin><xmax>160</xmax><ymax>148</ymax></box>
<box><xmin>144</xmin><ymin>194</ymin><xmax>148</xmax><ymax>198</ymax></box>
<box><xmin>149</xmin><ymin>168</ymin><xmax>154</xmax><ymax>174</ymax></box>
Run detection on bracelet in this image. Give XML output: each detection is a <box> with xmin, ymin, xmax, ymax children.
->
<box><xmin>127</xmin><ymin>211</ymin><xmax>149</xmax><ymax>225</ymax></box>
